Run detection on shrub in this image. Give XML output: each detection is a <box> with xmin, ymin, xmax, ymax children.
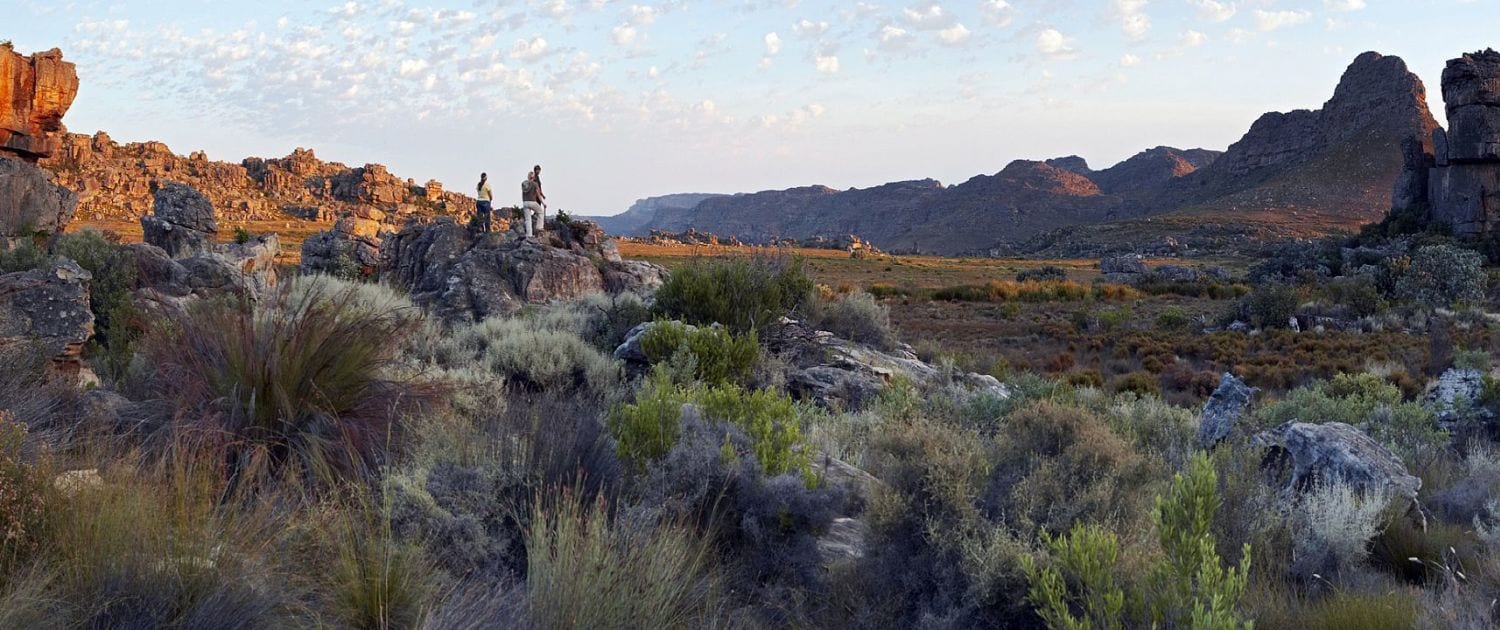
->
<box><xmin>1016</xmin><ymin>265</ymin><xmax>1068</xmax><ymax>283</ymax></box>
<box><xmin>989</xmin><ymin>402</ymin><xmax>1157</xmax><ymax>536</ymax></box>
<box><xmin>0</xmin><ymin>412</ymin><xmax>46</xmax><ymax>574</ymax></box>
<box><xmin>525</xmin><ymin>494</ymin><xmax>718</xmax><ymax>629</ymax></box>
<box><xmin>608</xmin><ymin>374</ymin><xmax>808</xmax><ymax>478</ymax></box>
<box><xmin>51</xmin><ymin>230</ymin><xmax>141</xmax><ymax>378</ymax></box>
<box><xmin>1111</xmin><ymin>371</ymin><xmax>1160</xmax><ymax>397</ymax></box>
<box><xmin>1154</xmin><ymin>307</ymin><xmax>1192</xmax><ymax>332</ymax></box>
<box><xmin>529</xmin><ymin>292</ymin><xmax>653</xmax><ymax>352</ymax></box>
<box><xmin>1396</xmin><ymin>244</ymin><xmax>1486</xmax><ymax>308</ymax></box>
<box><xmin>1022</xmin><ymin>453</ymin><xmax>1252</xmax><ymax>629</ymax></box>
<box><xmin>233</xmin><ymin>226</ymin><xmax>252</xmax><ymax>244</ymax></box>
<box><xmin>1280</xmin><ymin>591</ymin><xmax>1419</xmax><ymax>630</ymax></box>
<box><xmin>425</xmin><ymin>317</ymin><xmax>622</xmax><ymax>396</ymax></box>
<box><xmin>1290</xmin><ymin>480</ymin><xmax>1390</xmax><ymax>577</ymax></box>
<box><xmin>1253</xmin><ymin>373</ymin><xmax>1445</xmax><ymax>463</ymax></box>
<box><xmin>331</xmin><ymin>498</ymin><xmax>436</xmax><ymax>630</ymax></box>
<box><xmin>639</xmin><ymin>321</ymin><xmax>759</xmax><ymax>386</ymax></box>
<box><xmin>141</xmin><ymin>280</ymin><xmax>433</xmax><ymax>489</ymax></box>
<box><xmin>805</xmin><ymin>291</ymin><xmax>899</xmax><ymax>350</ymax></box>
<box><xmin>1243</xmin><ymin>284</ymin><xmax>1299</xmax><ymax>329</ymax></box>
<box><xmin>654</xmin><ymin>255</ymin><xmax>813</xmax><ymax>332</ymax></box>
<box><xmin>0</xmin><ymin>238</ymin><xmax>47</xmax><ymax>273</ymax></box>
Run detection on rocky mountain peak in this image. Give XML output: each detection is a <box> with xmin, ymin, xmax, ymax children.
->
<box><xmin>1321</xmin><ymin>51</ymin><xmax>1436</xmax><ymax>144</ymax></box>
<box><xmin>996</xmin><ymin>160</ymin><xmax>1101</xmax><ymax>196</ymax></box>
<box><xmin>1044</xmin><ymin>155</ymin><xmax>1092</xmax><ymax>175</ymax></box>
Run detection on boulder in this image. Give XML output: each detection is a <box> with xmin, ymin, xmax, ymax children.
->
<box><xmin>0</xmin><ymin>47</ymin><xmax>79</xmax><ymax>160</ymax></box>
<box><xmin>141</xmin><ymin>183</ymin><xmax>218</xmax><ymax>257</ymax></box>
<box><xmin>1198</xmin><ymin>373</ymin><xmax>1257</xmax><ymax>448</ymax></box>
<box><xmin>1427</xmin><ymin>367</ymin><xmax>1491</xmax><ymax>430</ymax></box>
<box><xmin>1252</xmin><ymin>421</ymin><xmax>1423</xmax><ymax>519</ymax></box>
<box><xmin>379</xmin><ymin>217</ymin><xmax>659</xmax><ymax>322</ymax></box>
<box><xmin>0</xmin><ymin>154</ymin><xmax>76</xmax><ymax>239</ymax></box>
<box><xmin>1101</xmin><ymin>253</ymin><xmax>1148</xmax><ymax>278</ymax></box>
<box><xmin>1442</xmin><ymin>49</ymin><xmax>1500</xmax><ymax>162</ymax></box>
<box><xmin>125</xmin><ymin>234</ymin><xmax>279</xmax><ymax>316</ymax></box>
<box><xmin>1152</xmin><ymin>265</ymin><xmax>1202</xmax><ymax>283</ymax></box>
<box><xmin>0</xmin><ymin>259</ymin><xmax>93</xmax><ymax>370</ymax></box>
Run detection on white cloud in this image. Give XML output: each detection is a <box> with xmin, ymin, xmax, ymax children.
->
<box><xmin>902</xmin><ymin>3</ymin><xmax>957</xmax><ymax>30</ymax></box>
<box><xmin>510</xmin><ymin>36</ymin><xmax>549</xmax><ymax>62</ymax></box>
<box><xmin>937</xmin><ymin>23</ymin><xmax>970</xmax><ymax>46</ymax></box>
<box><xmin>878</xmin><ymin>25</ymin><xmax>913</xmax><ymax>51</ymax></box>
<box><xmin>1111</xmin><ymin>0</ymin><xmax>1150</xmax><ymax>40</ymax></box>
<box><xmin>610</xmin><ymin>23</ymin><xmax>637</xmax><ymax>46</ymax></box>
<box><xmin>764</xmin><ymin>32</ymin><xmax>782</xmax><ymax>56</ymax></box>
<box><xmin>627</xmin><ymin>4</ymin><xmax>657</xmax><ymax>25</ymax></box>
<box><xmin>1180</xmin><ymin>30</ymin><xmax>1208</xmax><ymax>48</ymax></box>
<box><xmin>1324</xmin><ymin>0</ymin><xmax>1366</xmax><ymax>11</ymax></box>
<box><xmin>1189</xmin><ymin>0</ymin><xmax>1236</xmax><ymax>23</ymax></box>
<box><xmin>791</xmin><ymin>18</ymin><xmax>829</xmax><ymax>38</ymax></box>
<box><xmin>980</xmin><ymin>0</ymin><xmax>1014</xmax><ymax>27</ymax></box>
<box><xmin>1120</xmin><ymin>53</ymin><xmax>1140</xmax><ymax>67</ymax></box>
<box><xmin>815</xmin><ymin>53</ymin><xmax>840</xmax><ymax>74</ymax></box>
<box><xmin>1035</xmin><ymin>28</ymin><xmax>1077</xmax><ymax>60</ymax></box>
<box><xmin>398</xmin><ymin>58</ymin><xmax>428</xmax><ymax>76</ymax></box>
<box><xmin>1253</xmin><ymin>9</ymin><xmax>1311</xmax><ymax>31</ymax></box>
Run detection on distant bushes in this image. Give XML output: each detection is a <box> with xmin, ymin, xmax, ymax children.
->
<box><xmin>1240</xmin><ymin>283</ymin><xmax>1300</xmax><ymax>329</ymax></box>
<box><xmin>529</xmin><ymin>291</ymin><xmax>653</xmax><ymax>352</ymax></box>
<box><xmin>1015</xmin><ymin>265</ymin><xmax>1068</xmax><ymax>282</ymax></box>
<box><xmin>654</xmin><ymin>255</ymin><xmax>813</xmax><ymax>332</ymax></box>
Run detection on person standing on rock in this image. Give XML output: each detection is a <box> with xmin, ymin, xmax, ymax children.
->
<box><xmin>475</xmin><ymin>172</ymin><xmax>493</xmax><ymax>233</ymax></box>
<box><xmin>531</xmin><ymin>169</ymin><xmax>549</xmax><ymax>238</ymax></box>
<box><xmin>532</xmin><ymin>164</ymin><xmax>547</xmax><ymax>232</ymax></box>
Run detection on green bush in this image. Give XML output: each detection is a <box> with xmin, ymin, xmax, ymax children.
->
<box><xmin>52</xmin><ymin>230</ymin><xmax>140</xmax><ymax>377</ymax></box>
<box><xmin>1154</xmin><ymin>307</ymin><xmax>1192</xmax><ymax>332</ymax></box>
<box><xmin>1243</xmin><ymin>284</ymin><xmax>1299</xmax><ymax>329</ymax></box>
<box><xmin>1022</xmin><ymin>453</ymin><xmax>1252</xmax><ymax>629</ymax></box>
<box><xmin>654</xmin><ymin>255</ymin><xmax>813</xmax><ymax>332</ymax></box>
<box><xmin>1253</xmin><ymin>373</ymin><xmax>1445</xmax><ymax>463</ymax></box>
<box><xmin>1396</xmin><ymin>244</ymin><xmax>1486</xmax><ymax>308</ymax></box>
<box><xmin>608</xmin><ymin>373</ymin><xmax>807</xmax><ymax>477</ymax></box>
<box><xmin>0</xmin><ymin>239</ymin><xmax>47</xmax><ymax>273</ymax></box>
<box><xmin>426</xmin><ymin>317</ymin><xmax>623</xmax><ymax>396</ymax></box>
<box><xmin>1112</xmin><ymin>371</ymin><xmax>1161</xmax><ymax>398</ymax></box>
<box><xmin>639</xmin><ymin>321</ymin><xmax>759</xmax><ymax>386</ymax></box>
<box><xmin>1017</xmin><ymin>265</ymin><xmax>1068</xmax><ymax>283</ymax></box>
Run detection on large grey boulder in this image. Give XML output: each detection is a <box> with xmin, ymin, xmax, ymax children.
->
<box><xmin>1198</xmin><ymin>373</ymin><xmax>1257</xmax><ymax>447</ymax></box>
<box><xmin>379</xmin><ymin>217</ymin><xmax>658</xmax><ymax>323</ymax></box>
<box><xmin>125</xmin><ymin>233</ymin><xmax>279</xmax><ymax>317</ymax></box>
<box><xmin>1101</xmin><ymin>253</ymin><xmax>1148</xmax><ymax>282</ymax></box>
<box><xmin>141</xmin><ymin>183</ymin><xmax>218</xmax><ymax>257</ymax></box>
<box><xmin>0</xmin><ymin>259</ymin><xmax>93</xmax><ymax>369</ymax></box>
<box><xmin>1252</xmin><ymin>421</ymin><xmax>1422</xmax><ymax>518</ymax></box>
<box><xmin>0</xmin><ymin>155</ymin><xmax>76</xmax><ymax>241</ymax></box>
<box><xmin>1427</xmin><ymin>367</ymin><xmax>1491</xmax><ymax>430</ymax></box>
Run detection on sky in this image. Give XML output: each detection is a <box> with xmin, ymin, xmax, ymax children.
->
<box><xmin>9</xmin><ymin>0</ymin><xmax>1500</xmax><ymax>214</ymax></box>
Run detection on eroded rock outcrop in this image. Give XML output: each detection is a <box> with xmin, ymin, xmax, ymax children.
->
<box><xmin>41</xmin><ymin>137</ymin><xmax>474</xmax><ymax>224</ymax></box>
<box><xmin>379</xmin><ymin>217</ymin><xmax>666</xmax><ymax>322</ymax></box>
<box><xmin>0</xmin><ymin>259</ymin><xmax>93</xmax><ymax>371</ymax></box>
<box><xmin>1</xmin><ymin>154</ymin><xmax>76</xmax><ymax>240</ymax></box>
<box><xmin>142</xmin><ymin>183</ymin><xmax>218</xmax><ymax>257</ymax></box>
<box><xmin>1393</xmin><ymin>49</ymin><xmax>1500</xmax><ymax>237</ymax></box>
<box><xmin>1198</xmin><ymin>373</ymin><xmax>1256</xmax><ymax>448</ymax></box>
<box><xmin>0</xmin><ymin>46</ymin><xmax>78</xmax><ymax>161</ymax></box>
<box><xmin>1253</xmin><ymin>421</ymin><xmax>1423</xmax><ymax>522</ymax></box>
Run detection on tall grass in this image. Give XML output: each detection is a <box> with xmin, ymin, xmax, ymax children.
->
<box><xmin>524</xmin><ymin>493</ymin><xmax>719</xmax><ymax>629</ymax></box>
<box><xmin>141</xmin><ymin>278</ymin><xmax>435</xmax><ymax>490</ymax></box>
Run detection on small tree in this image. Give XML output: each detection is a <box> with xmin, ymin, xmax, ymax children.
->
<box><xmin>1396</xmin><ymin>244</ymin><xmax>1486</xmax><ymax>308</ymax></box>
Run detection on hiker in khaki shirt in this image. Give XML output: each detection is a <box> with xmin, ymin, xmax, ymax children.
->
<box><xmin>475</xmin><ymin>173</ymin><xmax>493</xmax><ymax>233</ymax></box>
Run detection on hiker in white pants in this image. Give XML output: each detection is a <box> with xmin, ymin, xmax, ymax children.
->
<box><xmin>521</xmin><ymin>171</ymin><xmax>544</xmax><ymax>238</ymax></box>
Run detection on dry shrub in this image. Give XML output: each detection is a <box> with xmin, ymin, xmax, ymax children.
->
<box><xmin>989</xmin><ymin>401</ymin><xmax>1159</xmax><ymax>537</ymax></box>
<box><xmin>140</xmin><ymin>280</ymin><xmax>437</xmax><ymax>490</ymax></box>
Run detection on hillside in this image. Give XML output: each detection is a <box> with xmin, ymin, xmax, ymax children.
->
<box><xmin>583</xmin><ymin>192</ymin><xmax>725</xmax><ymax>236</ymax></box>
<box><xmin>609</xmin><ymin>51</ymin><xmax>1437</xmax><ymax>256</ymax></box>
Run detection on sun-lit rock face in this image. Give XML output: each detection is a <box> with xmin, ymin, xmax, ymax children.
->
<box><xmin>0</xmin><ymin>46</ymin><xmax>78</xmax><ymax>161</ymax></box>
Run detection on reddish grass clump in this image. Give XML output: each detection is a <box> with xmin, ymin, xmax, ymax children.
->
<box><xmin>141</xmin><ymin>284</ymin><xmax>437</xmax><ymax>490</ymax></box>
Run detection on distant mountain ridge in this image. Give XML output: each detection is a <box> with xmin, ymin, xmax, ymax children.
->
<box><xmin>606</xmin><ymin>51</ymin><xmax>1438</xmax><ymax>255</ymax></box>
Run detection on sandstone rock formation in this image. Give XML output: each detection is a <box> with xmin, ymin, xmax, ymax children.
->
<box><xmin>1426</xmin><ymin>367</ymin><xmax>1490</xmax><ymax>431</ymax></box>
<box><xmin>0</xmin><ymin>46</ymin><xmax>78</xmax><ymax>160</ymax></box>
<box><xmin>40</xmin><ymin>135</ymin><xmax>475</xmax><ymax>225</ymax></box>
<box><xmin>1198</xmin><ymin>373</ymin><xmax>1256</xmax><ymax>448</ymax></box>
<box><xmin>0</xmin><ymin>259</ymin><xmax>94</xmax><ymax>371</ymax></box>
<box><xmin>142</xmin><ymin>183</ymin><xmax>218</xmax><ymax>257</ymax></box>
<box><xmin>379</xmin><ymin>217</ymin><xmax>665</xmax><ymax>322</ymax></box>
<box><xmin>1</xmin><ymin>155</ymin><xmax>76</xmax><ymax>240</ymax></box>
<box><xmin>1392</xmin><ymin>49</ymin><xmax>1500</xmax><ymax>237</ymax></box>
<box><xmin>1253</xmin><ymin>421</ymin><xmax>1423</xmax><ymax>521</ymax></box>
<box><xmin>300</xmin><ymin>209</ymin><xmax>388</xmax><ymax>274</ymax></box>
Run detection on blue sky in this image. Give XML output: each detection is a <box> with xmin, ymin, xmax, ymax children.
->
<box><xmin>9</xmin><ymin>0</ymin><xmax>1498</xmax><ymax>213</ymax></box>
